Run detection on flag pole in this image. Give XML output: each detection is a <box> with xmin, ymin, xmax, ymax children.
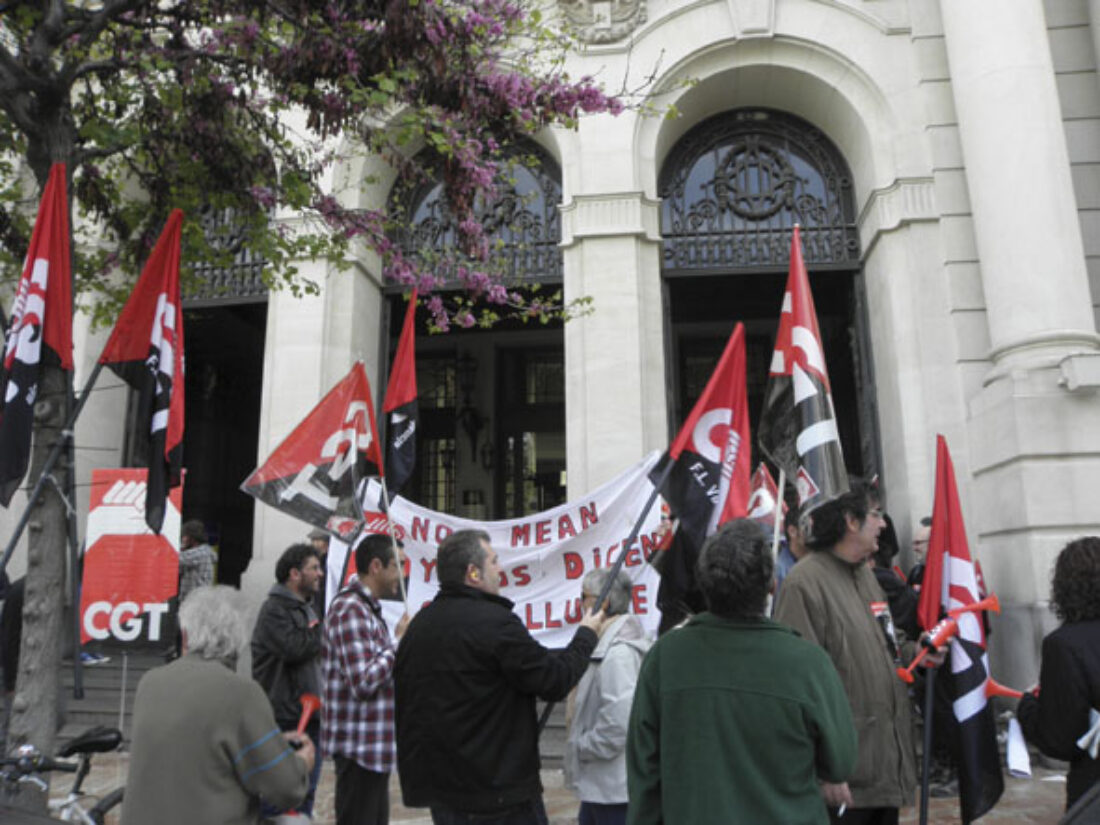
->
<box><xmin>0</xmin><ymin>362</ymin><xmax>105</xmax><ymax>580</ymax></box>
<box><xmin>919</xmin><ymin>666</ymin><xmax>936</xmax><ymax>825</ymax></box>
<box><xmin>770</xmin><ymin>468</ymin><xmax>786</xmax><ymax>560</ymax></box>
<box><xmin>537</xmin><ymin>457</ymin><xmax>673</xmax><ymax>733</ymax></box>
<box><xmin>378</xmin><ymin>476</ymin><xmax>409</xmax><ymax>610</ymax></box>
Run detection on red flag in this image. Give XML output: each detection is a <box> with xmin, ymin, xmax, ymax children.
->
<box><xmin>917</xmin><ymin>435</ymin><xmax>1004</xmax><ymax>823</ymax></box>
<box><xmin>382</xmin><ymin>291</ymin><xmax>418</xmax><ymax>496</ymax></box>
<box><xmin>746</xmin><ymin>463</ymin><xmax>786</xmax><ymax>532</ymax></box>
<box><xmin>98</xmin><ymin>210</ymin><xmax>185</xmax><ymax>533</ymax></box>
<box><xmin>241</xmin><ymin>362</ymin><xmax>383</xmax><ymax>539</ymax></box>
<box><xmin>758</xmin><ymin>225</ymin><xmax>848</xmax><ymax>513</ymax></box>
<box><xmin>654</xmin><ymin>323</ymin><xmax>751</xmax><ymax>548</ymax></box>
<box><xmin>0</xmin><ymin>162</ymin><xmax>73</xmax><ymax>505</ymax></box>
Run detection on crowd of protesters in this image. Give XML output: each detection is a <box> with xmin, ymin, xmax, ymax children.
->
<box><xmin>111</xmin><ymin>485</ymin><xmax>1099</xmax><ymax>825</ymax></box>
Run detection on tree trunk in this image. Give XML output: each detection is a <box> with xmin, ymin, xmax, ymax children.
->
<box><xmin>6</xmin><ymin>362</ymin><xmax>70</xmax><ymax>812</ymax></box>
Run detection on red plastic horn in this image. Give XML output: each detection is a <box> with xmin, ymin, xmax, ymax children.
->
<box><xmin>985</xmin><ymin>678</ymin><xmax>1023</xmax><ymax>700</ymax></box>
<box><xmin>949</xmin><ymin>593</ymin><xmax>1001</xmax><ymax>619</ymax></box>
<box><xmin>297</xmin><ymin>693</ymin><xmax>322</xmax><ymax>735</ymax></box>
<box><xmin>896</xmin><ymin>593</ymin><xmax>1002</xmax><ymax>685</ymax></box>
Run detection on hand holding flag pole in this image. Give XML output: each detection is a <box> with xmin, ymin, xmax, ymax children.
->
<box><xmin>536</xmin><ymin>457</ymin><xmax>674</xmax><ymax>734</ymax></box>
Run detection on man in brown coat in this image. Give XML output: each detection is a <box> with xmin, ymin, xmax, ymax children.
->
<box><xmin>775</xmin><ymin>483</ymin><xmax>940</xmax><ymax>825</ymax></box>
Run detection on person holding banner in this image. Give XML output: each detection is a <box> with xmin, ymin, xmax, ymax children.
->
<box><xmin>563</xmin><ymin>569</ymin><xmax>650</xmax><ymax>825</ymax></box>
<box><xmin>396</xmin><ymin>529</ymin><xmax>606</xmax><ymax>825</ymax></box>
<box><xmin>626</xmin><ymin>519</ymin><xmax>856</xmax><ymax>825</ymax></box>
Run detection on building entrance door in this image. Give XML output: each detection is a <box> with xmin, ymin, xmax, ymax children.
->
<box><xmin>659</xmin><ymin>108</ymin><xmax>880</xmax><ymax>481</ymax></box>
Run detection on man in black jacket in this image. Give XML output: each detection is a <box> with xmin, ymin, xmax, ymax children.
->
<box><xmin>396</xmin><ymin>529</ymin><xmax>605</xmax><ymax>825</ymax></box>
<box><xmin>251</xmin><ymin>543</ymin><xmax>324</xmax><ymax>817</ymax></box>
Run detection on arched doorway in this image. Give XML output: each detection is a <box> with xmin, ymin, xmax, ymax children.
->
<box><xmin>384</xmin><ymin>143</ymin><xmax>567</xmax><ymax>519</ymax></box>
<box><xmin>659</xmin><ymin>108</ymin><xmax>880</xmax><ymax>478</ymax></box>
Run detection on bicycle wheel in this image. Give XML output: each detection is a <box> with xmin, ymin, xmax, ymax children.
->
<box><xmin>88</xmin><ymin>786</ymin><xmax>124</xmax><ymax>825</ymax></box>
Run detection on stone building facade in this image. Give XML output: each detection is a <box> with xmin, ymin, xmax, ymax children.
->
<box><xmin>6</xmin><ymin>0</ymin><xmax>1098</xmax><ymax>687</ymax></box>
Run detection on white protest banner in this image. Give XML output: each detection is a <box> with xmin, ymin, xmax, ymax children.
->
<box><xmin>327</xmin><ymin>452</ymin><xmax>664</xmax><ymax>646</ymax></box>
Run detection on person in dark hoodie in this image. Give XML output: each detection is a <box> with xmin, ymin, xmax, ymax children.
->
<box><xmin>251</xmin><ymin>543</ymin><xmax>325</xmax><ymax>817</ymax></box>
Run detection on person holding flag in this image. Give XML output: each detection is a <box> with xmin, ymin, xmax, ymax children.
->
<box><xmin>774</xmin><ymin>481</ymin><xmax>943</xmax><ymax>824</ymax></box>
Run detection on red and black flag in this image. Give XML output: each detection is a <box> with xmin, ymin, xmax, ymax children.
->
<box><xmin>651</xmin><ymin>322</ymin><xmax>751</xmax><ymax>550</ymax></box>
<box><xmin>746</xmin><ymin>462</ymin><xmax>785</xmax><ymax>533</ymax></box>
<box><xmin>0</xmin><ymin>163</ymin><xmax>74</xmax><ymax>506</ymax></box>
<box><xmin>98</xmin><ymin>209</ymin><xmax>186</xmax><ymax>534</ymax></box>
<box><xmin>242</xmin><ymin>362</ymin><xmax>383</xmax><ymax>540</ymax></box>
<box><xmin>918</xmin><ymin>435</ymin><xmax>1004</xmax><ymax>823</ymax></box>
<box><xmin>758</xmin><ymin>225</ymin><xmax>848</xmax><ymax>514</ymax></box>
<box><xmin>383</xmin><ymin>290</ymin><xmax>418</xmax><ymax>497</ymax></box>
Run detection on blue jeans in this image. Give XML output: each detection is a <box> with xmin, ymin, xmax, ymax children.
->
<box><xmin>429</xmin><ymin>797</ymin><xmax>549</xmax><ymax>825</ymax></box>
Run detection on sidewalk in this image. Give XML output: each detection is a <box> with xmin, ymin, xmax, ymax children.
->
<box><xmin>59</xmin><ymin>751</ymin><xmax>1070</xmax><ymax>824</ymax></box>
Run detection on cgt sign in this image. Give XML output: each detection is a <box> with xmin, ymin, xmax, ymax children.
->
<box><xmin>79</xmin><ymin>469</ymin><xmax>184</xmax><ymax>644</ymax></box>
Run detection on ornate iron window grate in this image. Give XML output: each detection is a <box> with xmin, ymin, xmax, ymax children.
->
<box><xmin>388</xmin><ymin>143</ymin><xmax>563</xmax><ymax>286</ymax></box>
<box><xmin>659</xmin><ymin>109</ymin><xmax>860</xmax><ymax>272</ymax></box>
<box><xmin>184</xmin><ymin>206</ymin><xmax>268</xmax><ymax>305</ymax></box>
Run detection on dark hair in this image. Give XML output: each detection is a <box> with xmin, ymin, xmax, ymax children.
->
<box><xmin>437</xmin><ymin>529</ymin><xmax>490</xmax><ymax>586</ymax></box>
<box><xmin>805</xmin><ymin>481</ymin><xmax>876</xmax><ymax>551</ymax></box>
<box><xmin>1050</xmin><ymin>537</ymin><xmax>1100</xmax><ymax>623</ymax></box>
<box><xmin>873</xmin><ymin>514</ymin><xmax>900</xmax><ymax>567</ymax></box>
<box><xmin>696</xmin><ymin>519</ymin><xmax>774</xmax><ymax>619</ymax></box>
<box><xmin>182</xmin><ymin>519</ymin><xmax>206</xmax><ymax>544</ymax></box>
<box><xmin>356</xmin><ymin>533</ymin><xmax>401</xmax><ymax>576</ymax></box>
<box><xmin>276</xmin><ymin>544</ymin><xmax>320</xmax><ymax>584</ymax></box>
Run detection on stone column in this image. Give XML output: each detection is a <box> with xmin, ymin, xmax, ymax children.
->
<box><xmin>560</xmin><ymin>192</ymin><xmax>667</xmax><ymax>497</ymax></box>
<box><xmin>941</xmin><ymin>0</ymin><xmax>1098</xmax><ymax>369</ymax></box>
<box><xmin>940</xmin><ymin>0</ymin><xmax>1100</xmax><ymax>688</ymax></box>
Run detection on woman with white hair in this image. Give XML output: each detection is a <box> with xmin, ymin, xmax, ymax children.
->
<box><xmin>121</xmin><ymin>586</ymin><xmax>315</xmax><ymax>825</ymax></box>
<box><xmin>564</xmin><ymin>568</ymin><xmax>650</xmax><ymax>825</ymax></box>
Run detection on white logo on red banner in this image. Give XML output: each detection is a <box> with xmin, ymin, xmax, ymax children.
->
<box><xmin>80</xmin><ymin>468</ymin><xmax>184</xmax><ymax>643</ymax></box>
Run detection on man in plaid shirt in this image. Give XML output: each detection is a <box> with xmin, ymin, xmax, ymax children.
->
<box><xmin>322</xmin><ymin>533</ymin><xmax>409</xmax><ymax>825</ymax></box>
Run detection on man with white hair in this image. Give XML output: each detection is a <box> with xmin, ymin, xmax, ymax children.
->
<box><xmin>121</xmin><ymin>586</ymin><xmax>314</xmax><ymax>825</ymax></box>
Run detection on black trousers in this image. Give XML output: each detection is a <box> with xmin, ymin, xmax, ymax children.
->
<box><xmin>334</xmin><ymin>755</ymin><xmax>389</xmax><ymax>825</ymax></box>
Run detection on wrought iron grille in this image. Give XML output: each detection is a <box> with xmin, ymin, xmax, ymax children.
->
<box><xmin>659</xmin><ymin>109</ymin><xmax>860</xmax><ymax>272</ymax></box>
<box><xmin>184</xmin><ymin>206</ymin><xmax>268</xmax><ymax>304</ymax></box>
<box><xmin>388</xmin><ymin>144</ymin><xmax>563</xmax><ymax>285</ymax></box>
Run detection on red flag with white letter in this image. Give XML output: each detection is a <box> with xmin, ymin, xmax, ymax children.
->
<box><xmin>241</xmin><ymin>362</ymin><xmax>383</xmax><ymax>539</ymax></box>
<box><xmin>758</xmin><ymin>225</ymin><xmax>848</xmax><ymax>514</ymax></box>
<box><xmin>98</xmin><ymin>210</ymin><xmax>185</xmax><ymax>533</ymax></box>
<box><xmin>746</xmin><ymin>463</ymin><xmax>786</xmax><ymax>532</ymax></box>
<box><xmin>0</xmin><ymin>162</ymin><xmax>73</xmax><ymax>505</ymax></box>
<box><xmin>652</xmin><ymin>323</ymin><xmax>751</xmax><ymax>549</ymax></box>
<box><xmin>917</xmin><ymin>435</ymin><xmax>1003</xmax><ymax>824</ymax></box>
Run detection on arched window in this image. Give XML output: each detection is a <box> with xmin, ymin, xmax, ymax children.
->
<box><xmin>659</xmin><ymin>109</ymin><xmax>859</xmax><ymax>272</ymax></box>
<box><xmin>388</xmin><ymin>143</ymin><xmax>563</xmax><ymax>284</ymax></box>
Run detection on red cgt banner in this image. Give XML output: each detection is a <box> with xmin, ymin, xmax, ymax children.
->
<box><xmin>80</xmin><ymin>468</ymin><xmax>184</xmax><ymax>644</ymax></box>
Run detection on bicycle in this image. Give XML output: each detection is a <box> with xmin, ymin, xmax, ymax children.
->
<box><xmin>0</xmin><ymin>726</ymin><xmax>125</xmax><ymax>824</ymax></box>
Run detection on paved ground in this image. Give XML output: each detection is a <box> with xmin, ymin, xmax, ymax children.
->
<box><xmin>55</xmin><ymin>751</ymin><xmax>1070</xmax><ymax>824</ymax></box>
